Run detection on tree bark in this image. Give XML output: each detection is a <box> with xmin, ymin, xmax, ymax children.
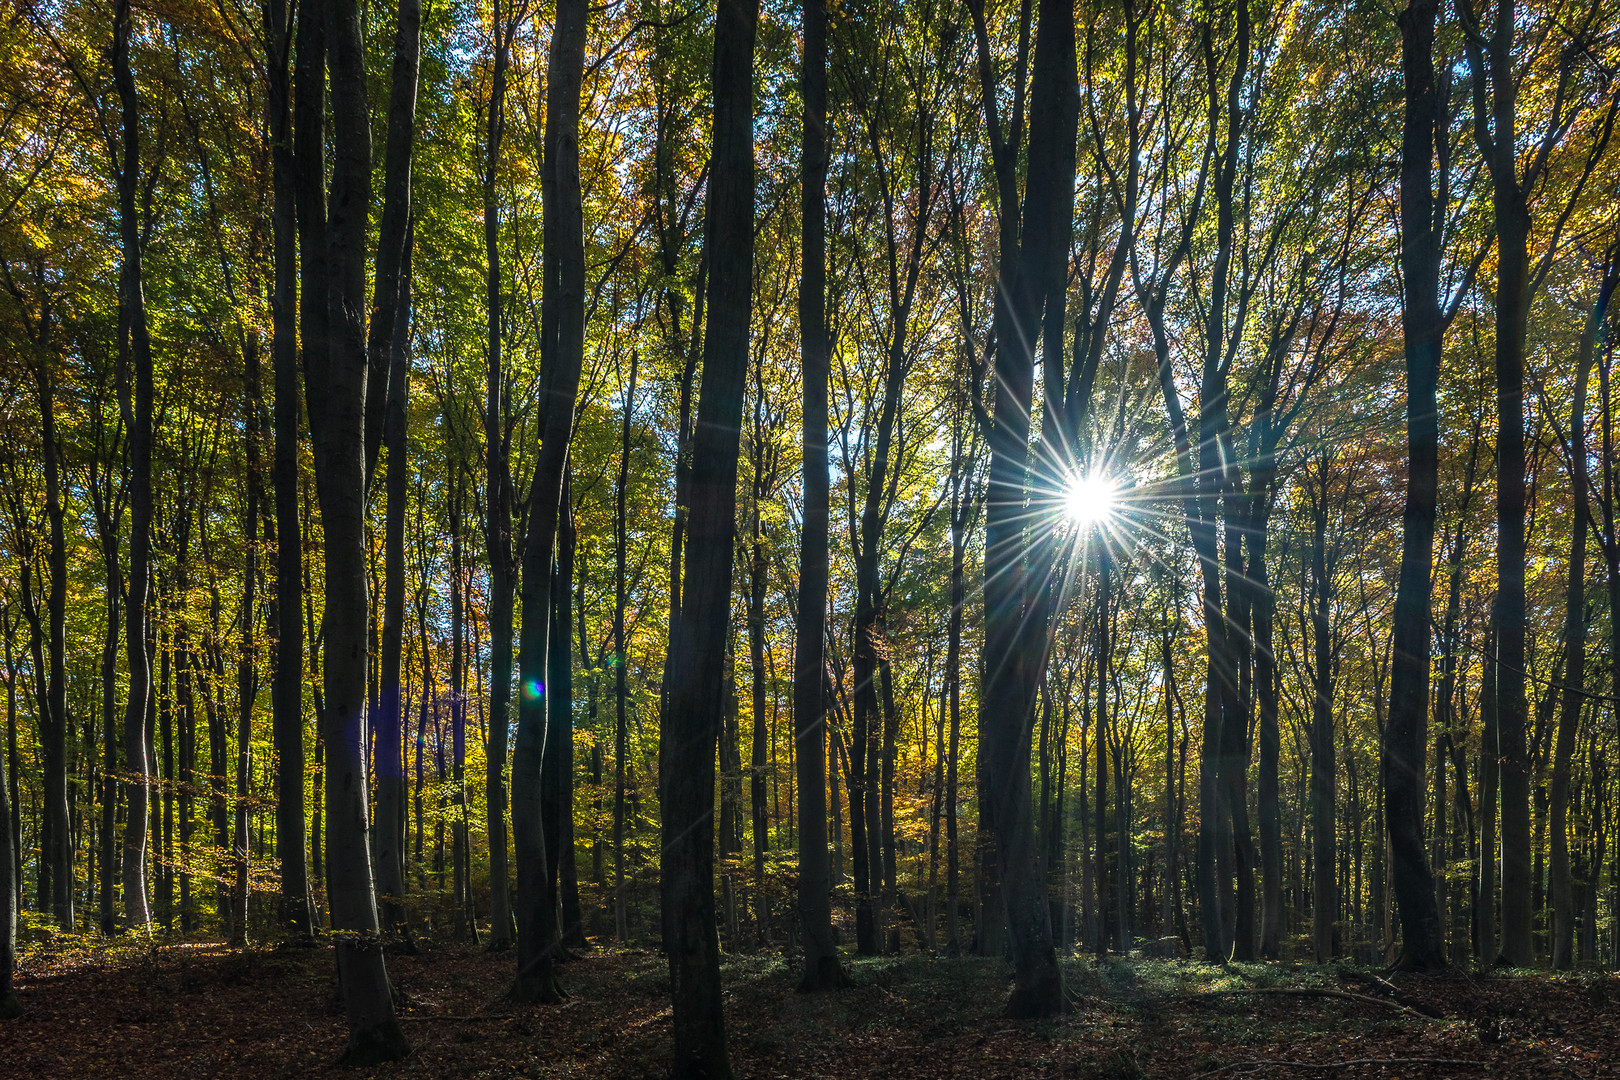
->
<box><xmin>1</xmin><ymin>643</ymin><xmax>18</xmax><ymax>1016</ymax></box>
<box><xmin>114</xmin><ymin>0</ymin><xmax>153</xmax><ymax>932</ymax></box>
<box><xmin>510</xmin><ymin>0</ymin><xmax>586</xmax><ymax>1004</ymax></box>
<box><xmin>267</xmin><ymin>0</ymin><xmax>313</xmax><ymax>939</ymax></box>
<box><xmin>660</xmin><ymin>0</ymin><xmax>755</xmax><ymax>1070</ymax></box>
<box><xmin>975</xmin><ymin>0</ymin><xmax>1074</xmax><ymax>1018</ymax></box>
<box><xmin>312</xmin><ymin>0</ymin><xmax>409</xmax><ymax>1059</ymax></box>
<box><xmin>1551</xmin><ymin>257</ymin><xmax>1614</xmax><ymax>969</ymax></box>
<box><xmin>1462</xmin><ymin>0</ymin><xmax>1532</xmax><ymax>967</ymax></box>
<box><xmin>1385</xmin><ymin>0</ymin><xmax>1446</xmax><ymax>971</ymax></box>
<box><xmin>793</xmin><ymin>0</ymin><xmax>844</xmax><ymax>984</ymax></box>
<box><xmin>614</xmin><ymin>355</ymin><xmax>636</xmax><ymax>944</ymax></box>
<box><xmin>371</xmin><ymin>0</ymin><xmax>423</xmax><ymax>945</ymax></box>
<box><xmin>481</xmin><ymin>0</ymin><xmax>519</xmax><ymax>951</ymax></box>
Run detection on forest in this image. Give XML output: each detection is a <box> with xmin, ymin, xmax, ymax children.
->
<box><xmin>0</xmin><ymin>0</ymin><xmax>1618</xmax><ymax>1075</ymax></box>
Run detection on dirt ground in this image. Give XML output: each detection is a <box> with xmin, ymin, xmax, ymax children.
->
<box><xmin>2</xmin><ymin>932</ymin><xmax>1615</xmax><ymax>1078</ymax></box>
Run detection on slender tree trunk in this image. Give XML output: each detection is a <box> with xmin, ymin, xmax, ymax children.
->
<box><xmin>660</xmin><ymin>0</ymin><xmax>755</xmax><ymax>1069</ymax></box>
<box><xmin>1385</xmin><ymin>0</ymin><xmax>1447</xmax><ymax>970</ymax></box>
<box><xmin>510</xmin><ymin>0</ymin><xmax>587</xmax><ymax>1003</ymax></box>
<box><xmin>748</xmin><ymin>459</ymin><xmax>770</xmax><ymax>945</ymax></box>
<box><xmin>114</xmin><ymin>0</ymin><xmax>153</xmax><ymax>932</ymax></box>
<box><xmin>1</xmin><ymin>619</ymin><xmax>17</xmax><ymax>1015</ymax></box>
<box><xmin>1309</xmin><ymin>479</ymin><xmax>1337</xmax><ymax>962</ymax></box>
<box><xmin>1463</xmin><ymin>0</ymin><xmax>1532</xmax><ymax>967</ymax></box>
<box><xmin>371</xmin><ymin>0</ymin><xmax>423</xmax><ymax>946</ymax></box>
<box><xmin>481</xmin><ymin>0</ymin><xmax>517</xmax><ymax>952</ymax></box>
<box><xmin>266</xmin><ymin>0</ymin><xmax>312</xmax><ymax>939</ymax></box>
<box><xmin>547</xmin><ymin>474</ymin><xmax>580</xmax><ymax>948</ymax></box>
<box><xmin>1476</xmin><ymin>615</ymin><xmax>1499</xmax><ymax>962</ymax></box>
<box><xmin>311</xmin><ymin>0</ymin><xmax>409</xmax><ymax>1058</ymax></box>
<box><xmin>232</xmin><ymin>336</ymin><xmax>263</xmax><ymax>946</ymax></box>
<box><xmin>975</xmin><ymin>0</ymin><xmax>1074</xmax><ymax>1018</ymax></box>
<box><xmin>1551</xmin><ymin>260</ymin><xmax>1614</xmax><ymax>968</ymax></box>
<box><xmin>614</xmin><ymin>355</ymin><xmax>636</xmax><ymax>944</ymax></box>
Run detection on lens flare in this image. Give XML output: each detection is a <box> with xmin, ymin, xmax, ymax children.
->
<box><xmin>523</xmin><ymin>679</ymin><xmax>545</xmax><ymax>700</ymax></box>
<box><xmin>1063</xmin><ymin>474</ymin><xmax>1119</xmax><ymax>528</ymax></box>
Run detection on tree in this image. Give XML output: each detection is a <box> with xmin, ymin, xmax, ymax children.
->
<box><xmin>113</xmin><ymin>0</ymin><xmax>154</xmax><ymax>932</ymax></box>
<box><xmin>371</xmin><ymin>0</ymin><xmax>424</xmax><ymax>946</ymax></box>
<box><xmin>0</xmin><ymin>664</ymin><xmax>17</xmax><ymax>1017</ymax></box>
<box><xmin>308</xmin><ymin>0</ymin><xmax>410</xmax><ymax>1058</ymax></box>
<box><xmin>264</xmin><ymin>0</ymin><xmax>313</xmax><ymax>940</ymax></box>
<box><xmin>511</xmin><ymin>0</ymin><xmax>587</xmax><ymax>1005</ymax></box>
<box><xmin>972</xmin><ymin>0</ymin><xmax>1075</xmax><ymax>1017</ymax></box>
<box><xmin>1384</xmin><ymin>0</ymin><xmax>1446</xmax><ymax>972</ymax></box>
<box><xmin>481</xmin><ymin>0</ymin><xmax>526</xmax><ymax>952</ymax></box>
<box><xmin>793</xmin><ymin>0</ymin><xmax>846</xmax><ymax>991</ymax></box>
<box><xmin>659</xmin><ymin>0</ymin><xmax>756</xmax><ymax>1070</ymax></box>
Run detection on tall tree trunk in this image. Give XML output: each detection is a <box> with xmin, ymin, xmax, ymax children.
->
<box><xmin>793</xmin><ymin>0</ymin><xmax>844</xmax><ymax>984</ymax></box>
<box><xmin>547</xmin><ymin>473</ymin><xmax>579</xmax><ymax>948</ymax></box>
<box><xmin>1463</xmin><ymin>0</ymin><xmax>1532</xmax><ymax>967</ymax></box>
<box><xmin>114</xmin><ymin>0</ymin><xmax>152</xmax><ymax>932</ymax></box>
<box><xmin>311</xmin><ymin>0</ymin><xmax>409</xmax><ymax>1058</ymax></box>
<box><xmin>511</xmin><ymin>0</ymin><xmax>587</xmax><ymax>1004</ymax></box>
<box><xmin>614</xmin><ymin>354</ymin><xmax>636</xmax><ymax>944</ymax></box>
<box><xmin>481</xmin><ymin>0</ymin><xmax>518</xmax><ymax>952</ymax></box>
<box><xmin>1</xmin><ymin>618</ymin><xmax>17</xmax><ymax>1015</ymax></box>
<box><xmin>660</xmin><ymin>0</ymin><xmax>755</xmax><ymax>1069</ymax></box>
<box><xmin>1551</xmin><ymin>258</ymin><xmax>1614</xmax><ymax>969</ymax></box>
<box><xmin>371</xmin><ymin>0</ymin><xmax>423</xmax><ymax>945</ymax></box>
<box><xmin>1476</xmin><ymin>614</ymin><xmax>1499</xmax><ymax>961</ymax></box>
<box><xmin>975</xmin><ymin>0</ymin><xmax>1074</xmax><ymax>1018</ymax></box>
<box><xmin>1385</xmin><ymin>0</ymin><xmax>1447</xmax><ymax>970</ymax></box>
<box><xmin>748</xmin><ymin>451</ymin><xmax>770</xmax><ymax>945</ymax></box>
<box><xmin>1309</xmin><ymin>476</ymin><xmax>1337</xmax><ymax>962</ymax></box>
<box><xmin>266</xmin><ymin>0</ymin><xmax>312</xmax><ymax>939</ymax></box>
<box><xmin>233</xmin><ymin>335</ymin><xmax>263</xmax><ymax>946</ymax></box>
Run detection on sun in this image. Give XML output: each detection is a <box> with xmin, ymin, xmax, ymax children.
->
<box><xmin>1062</xmin><ymin>474</ymin><xmax>1119</xmax><ymax>528</ymax></box>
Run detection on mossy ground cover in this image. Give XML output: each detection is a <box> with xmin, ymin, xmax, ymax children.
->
<box><xmin>0</xmin><ymin>931</ymin><xmax>1612</xmax><ymax>1078</ymax></box>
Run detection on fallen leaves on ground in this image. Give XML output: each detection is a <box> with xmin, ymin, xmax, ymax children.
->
<box><xmin>1</xmin><ymin>934</ymin><xmax>1615</xmax><ymax>1078</ymax></box>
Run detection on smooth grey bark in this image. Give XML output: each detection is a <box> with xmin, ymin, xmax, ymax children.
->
<box><xmin>1385</xmin><ymin>0</ymin><xmax>1446</xmax><ymax>971</ymax></box>
<box><xmin>793</xmin><ymin>0</ymin><xmax>846</xmax><ymax>988</ymax></box>
<box><xmin>312</xmin><ymin>0</ymin><xmax>409</xmax><ymax>1060</ymax></box>
<box><xmin>511</xmin><ymin>0</ymin><xmax>586</xmax><ymax>1004</ymax></box>
<box><xmin>114</xmin><ymin>0</ymin><xmax>152</xmax><ymax>931</ymax></box>
<box><xmin>660</xmin><ymin>0</ymin><xmax>755</xmax><ymax>1071</ymax></box>
<box><xmin>370</xmin><ymin>0</ymin><xmax>423</xmax><ymax>945</ymax></box>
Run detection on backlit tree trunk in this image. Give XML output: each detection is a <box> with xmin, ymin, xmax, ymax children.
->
<box><xmin>1384</xmin><ymin>0</ymin><xmax>1446</xmax><ymax>971</ymax></box>
<box><xmin>660</xmin><ymin>0</ymin><xmax>755</xmax><ymax>1070</ymax></box>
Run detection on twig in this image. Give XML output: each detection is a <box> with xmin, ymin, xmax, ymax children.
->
<box><xmin>399</xmin><ymin>1013</ymin><xmax>516</xmax><ymax>1023</ymax></box>
<box><xmin>1190</xmin><ymin>1057</ymin><xmax>1487</xmax><ymax>1079</ymax></box>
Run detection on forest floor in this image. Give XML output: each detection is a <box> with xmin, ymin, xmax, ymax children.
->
<box><xmin>2</xmin><ymin>928</ymin><xmax>1616</xmax><ymax>1079</ymax></box>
